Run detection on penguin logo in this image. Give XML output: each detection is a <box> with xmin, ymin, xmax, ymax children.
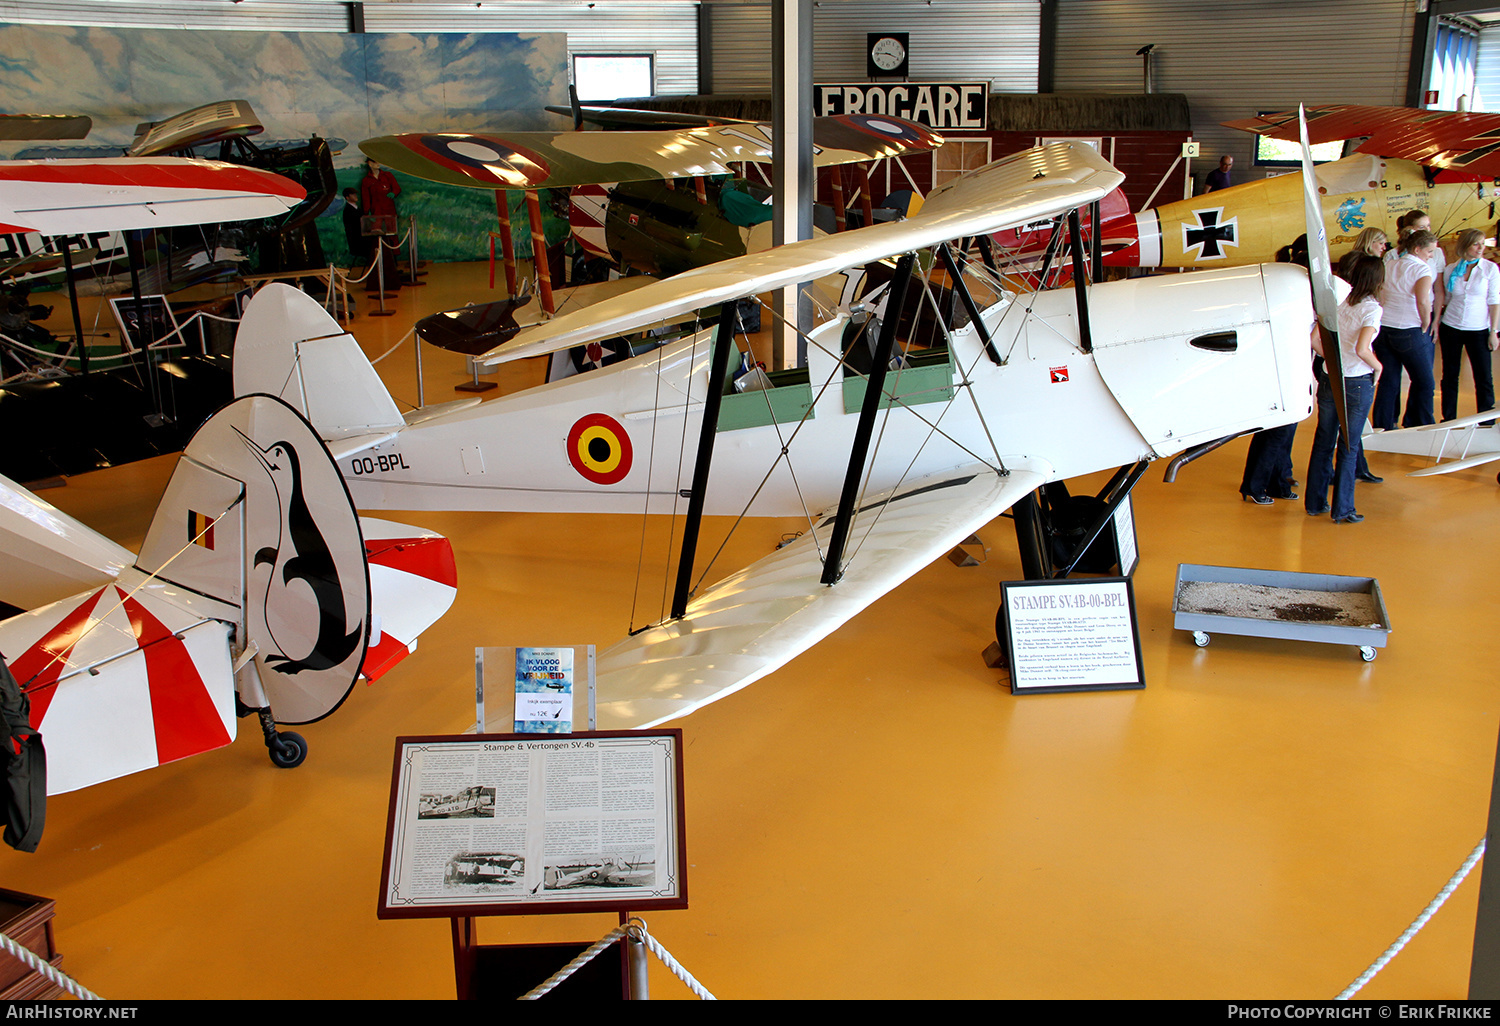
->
<box><xmin>566</xmin><ymin>413</ymin><xmax>633</xmax><ymax>485</ymax></box>
<box><xmin>238</xmin><ymin>429</ymin><xmax>364</xmax><ymax>676</ymax></box>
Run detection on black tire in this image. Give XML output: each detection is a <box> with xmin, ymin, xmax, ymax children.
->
<box><xmin>269</xmin><ymin>731</ymin><xmax>308</xmax><ymax>769</ymax></box>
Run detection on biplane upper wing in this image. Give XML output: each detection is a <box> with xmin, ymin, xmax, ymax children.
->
<box><xmin>359</xmin><ymin>113</ymin><xmax>944</xmax><ymax>191</ymax></box>
<box><xmin>475</xmin><ymin>141</ymin><xmax>1124</xmax><ymax>367</ymax></box>
<box><xmin>1223</xmin><ymin>105</ymin><xmax>1500</xmax><ymax>177</ymax></box>
<box><xmin>127</xmin><ymin>99</ymin><xmax>264</xmax><ymax>157</ymax></box>
<box><xmin>596</xmin><ymin>461</ymin><xmax>1049</xmax><ymax>730</ymax></box>
<box><xmin>0</xmin><ymin>157</ymin><xmax>306</xmax><ymax>235</ymax></box>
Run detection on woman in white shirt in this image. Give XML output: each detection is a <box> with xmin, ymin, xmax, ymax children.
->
<box><xmin>1373</xmin><ymin>229</ymin><xmax>1438</xmax><ymax>429</ymax></box>
<box><xmin>1438</xmin><ymin>228</ymin><xmax>1499</xmax><ymax>422</ymax></box>
<box><xmin>1307</xmin><ymin>255</ymin><xmax>1383</xmax><ymax>524</ymax></box>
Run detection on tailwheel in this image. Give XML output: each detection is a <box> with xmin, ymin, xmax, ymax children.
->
<box><xmin>254</xmin><ymin>706</ymin><xmax>309</xmax><ymax>769</ymax></box>
<box><xmin>269</xmin><ymin>731</ymin><xmax>308</xmax><ymax>769</ymax></box>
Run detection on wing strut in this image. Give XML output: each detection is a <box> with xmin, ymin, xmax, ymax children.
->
<box><xmin>936</xmin><ymin>243</ymin><xmax>1004</xmax><ymax>366</ymax></box>
<box><xmin>1068</xmin><ymin>208</ymin><xmax>1094</xmax><ymax>353</ymax></box>
<box><xmin>821</xmin><ymin>251</ymin><xmax>918</xmax><ymax>586</ymax></box>
<box><xmin>670</xmin><ymin>303</ymin><xmax>739</xmax><ymax>619</ymax></box>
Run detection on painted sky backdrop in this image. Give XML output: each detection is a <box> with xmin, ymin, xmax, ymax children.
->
<box><xmin>0</xmin><ymin>23</ymin><xmax>569</xmax><ymax>163</ymax></box>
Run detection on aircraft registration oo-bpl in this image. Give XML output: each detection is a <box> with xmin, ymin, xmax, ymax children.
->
<box><xmin>1102</xmin><ymin>104</ymin><xmax>1500</xmax><ymax>269</ymax></box>
<box><xmin>234</xmin><ymin>142</ymin><xmax>1318</xmax><ymax>732</ymax></box>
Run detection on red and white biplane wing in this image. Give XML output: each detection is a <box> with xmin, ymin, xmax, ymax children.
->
<box><xmin>1223</xmin><ymin>104</ymin><xmax>1500</xmax><ymax>177</ymax></box>
<box><xmin>0</xmin><ymin>157</ymin><xmax>305</xmax><ymax>235</ymax></box>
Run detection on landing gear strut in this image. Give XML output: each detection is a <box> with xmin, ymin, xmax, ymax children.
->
<box><xmin>992</xmin><ymin>462</ymin><xmax>1148</xmax><ymax>665</ymax></box>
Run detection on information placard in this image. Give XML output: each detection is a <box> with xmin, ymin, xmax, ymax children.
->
<box><xmin>1000</xmin><ymin>577</ymin><xmax>1144</xmax><ymax>694</ymax></box>
<box><xmin>378</xmin><ymin>730</ymin><xmax>687</xmax><ymax>919</ymax></box>
<box><xmin>476</xmin><ymin>645</ymin><xmax>596</xmax><ymax>734</ymax></box>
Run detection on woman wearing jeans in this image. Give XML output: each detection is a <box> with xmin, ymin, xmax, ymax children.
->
<box><xmin>1438</xmin><ymin>228</ymin><xmax>1499</xmax><ymax>423</ymax></box>
<box><xmin>1307</xmin><ymin>256</ymin><xmax>1383</xmax><ymax>524</ymax></box>
<box><xmin>1372</xmin><ymin>229</ymin><xmax>1438</xmax><ymax>429</ymax></box>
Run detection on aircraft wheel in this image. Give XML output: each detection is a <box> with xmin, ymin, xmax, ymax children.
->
<box><xmin>1193</xmin><ymin>631</ymin><xmax>1211</xmax><ymax>648</ymax></box>
<box><xmin>1360</xmin><ymin>646</ymin><xmax>1377</xmax><ymax>663</ymax></box>
<box><xmin>269</xmin><ymin>731</ymin><xmax>308</xmax><ymax>769</ymax></box>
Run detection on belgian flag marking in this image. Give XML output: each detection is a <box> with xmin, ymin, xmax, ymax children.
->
<box><xmin>188</xmin><ymin>510</ymin><xmax>215</xmax><ymax>550</ymax></box>
<box><xmin>566</xmin><ymin>413</ymin><xmax>633</xmax><ymax>485</ymax></box>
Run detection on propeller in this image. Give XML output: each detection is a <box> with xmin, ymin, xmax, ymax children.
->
<box><xmin>1299</xmin><ymin>104</ymin><xmax>1350</xmax><ymax>443</ymax></box>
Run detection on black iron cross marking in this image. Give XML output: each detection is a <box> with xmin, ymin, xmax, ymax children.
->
<box><xmin>1183</xmin><ymin>207</ymin><xmax>1238</xmax><ymax>261</ymax></box>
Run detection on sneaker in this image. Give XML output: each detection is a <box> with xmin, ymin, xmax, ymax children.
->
<box><xmin>1306</xmin><ymin>505</ymin><xmax>1330</xmax><ymax>516</ymax></box>
<box><xmin>1333</xmin><ymin>512</ymin><xmax>1365</xmax><ymax>524</ymax></box>
<box><xmin>1242</xmin><ymin>493</ymin><xmax>1274</xmax><ymax>505</ymax></box>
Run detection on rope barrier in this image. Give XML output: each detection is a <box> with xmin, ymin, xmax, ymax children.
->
<box><xmin>370</xmin><ymin>327</ymin><xmax>415</xmax><ymax>365</ymax></box>
<box><xmin>1337</xmin><ymin>837</ymin><xmax>1486</xmax><ymax>999</ymax></box>
<box><xmin>519</xmin><ymin>918</ymin><xmax>714</xmax><ymax>1000</ymax></box>
<box><xmin>0</xmin><ymin>929</ymin><xmax>100</xmax><ymax>1001</ymax></box>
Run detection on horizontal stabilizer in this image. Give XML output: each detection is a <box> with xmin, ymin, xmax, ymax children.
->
<box><xmin>477</xmin><ymin>143</ymin><xmax>1124</xmax><ymax>367</ymax></box>
<box><xmin>596</xmin><ymin>461</ymin><xmax>1049</xmax><ymax>729</ymax></box>
<box><xmin>360</xmin><ymin>519</ymin><xmax>459</xmax><ymax>682</ymax></box>
<box><xmin>0</xmin><ymin>577</ymin><xmax>236</xmax><ymax>795</ymax></box>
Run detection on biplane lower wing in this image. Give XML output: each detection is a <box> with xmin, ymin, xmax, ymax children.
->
<box><xmin>596</xmin><ymin>461</ymin><xmax>1048</xmax><ymax>730</ymax></box>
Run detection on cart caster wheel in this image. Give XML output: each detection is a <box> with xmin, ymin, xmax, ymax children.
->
<box><xmin>1193</xmin><ymin>631</ymin><xmax>1210</xmax><ymax>648</ymax></box>
<box><xmin>269</xmin><ymin>731</ymin><xmax>307</xmax><ymax>769</ymax></box>
<box><xmin>1360</xmin><ymin>646</ymin><xmax>1377</xmax><ymax>663</ymax></box>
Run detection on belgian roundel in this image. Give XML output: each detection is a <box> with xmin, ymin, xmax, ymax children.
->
<box><xmin>566</xmin><ymin>413</ymin><xmax>633</xmax><ymax>485</ymax></box>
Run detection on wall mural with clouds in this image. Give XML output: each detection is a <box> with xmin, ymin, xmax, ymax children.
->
<box><xmin>0</xmin><ymin>23</ymin><xmax>571</xmax><ymax>264</ymax></box>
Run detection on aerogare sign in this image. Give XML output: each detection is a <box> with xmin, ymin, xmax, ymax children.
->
<box><xmin>815</xmin><ymin>82</ymin><xmax>989</xmax><ymax>130</ymax></box>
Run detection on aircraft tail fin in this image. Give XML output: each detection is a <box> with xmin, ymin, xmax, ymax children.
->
<box><xmin>233</xmin><ymin>283</ymin><xmax>405</xmax><ymax>443</ymax></box>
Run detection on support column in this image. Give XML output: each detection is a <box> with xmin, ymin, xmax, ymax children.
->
<box><xmin>771</xmin><ymin>0</ymin><xmax>813</xmax><ymax>369</ymax></box>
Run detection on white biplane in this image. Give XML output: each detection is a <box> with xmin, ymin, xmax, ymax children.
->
<box><xmin>1362</xmin><ymin>413</ymin><xmax>1500</xmax><ymax>481</ymax></box>
<box><xmin>234</xmin><ymin>142</ymin><xmax>1317</xmax><ymax>731</ymax></box>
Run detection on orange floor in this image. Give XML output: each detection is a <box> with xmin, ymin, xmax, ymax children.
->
<box><xmin>2</xmin><ymin>262</ymin><xmax>1498</xmax><ymax>999</ymax></box>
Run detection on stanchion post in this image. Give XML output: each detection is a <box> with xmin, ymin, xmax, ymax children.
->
<box><xmin>1470</xmin><ymin>717</ymin><xmax>1500</xmax><ymax>997</ymax></box>
<box><xmin>625</xmin><ymin>931</ymin><xmax>649</xmax><ymax>1000</ymax></box>
<box><xmin>415</xmin><ymin>332</ymin><xmax>425</xmax><ymax>408</ymax></box>
<box><xmin>370</xmin><ymin>235</ymin><xmax>396</xmax><ymax>318</ymax></box>
<box><xmin>406</xmin><ymin>215</ymin><xmax>425</xmax><ymax>286</ymax></box>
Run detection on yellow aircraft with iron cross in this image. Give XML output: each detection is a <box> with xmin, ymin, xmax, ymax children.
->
<box><xmin>1102</xmin><ymin>105</ymin><xmax>1500</xmax><ymax>269</ymax></box>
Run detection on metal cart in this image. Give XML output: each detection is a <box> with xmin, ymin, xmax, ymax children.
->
<box><xmin>1172</xmin><ymin>563</ymin><xmax>1391</xmax><ymax>662</ymax></box>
